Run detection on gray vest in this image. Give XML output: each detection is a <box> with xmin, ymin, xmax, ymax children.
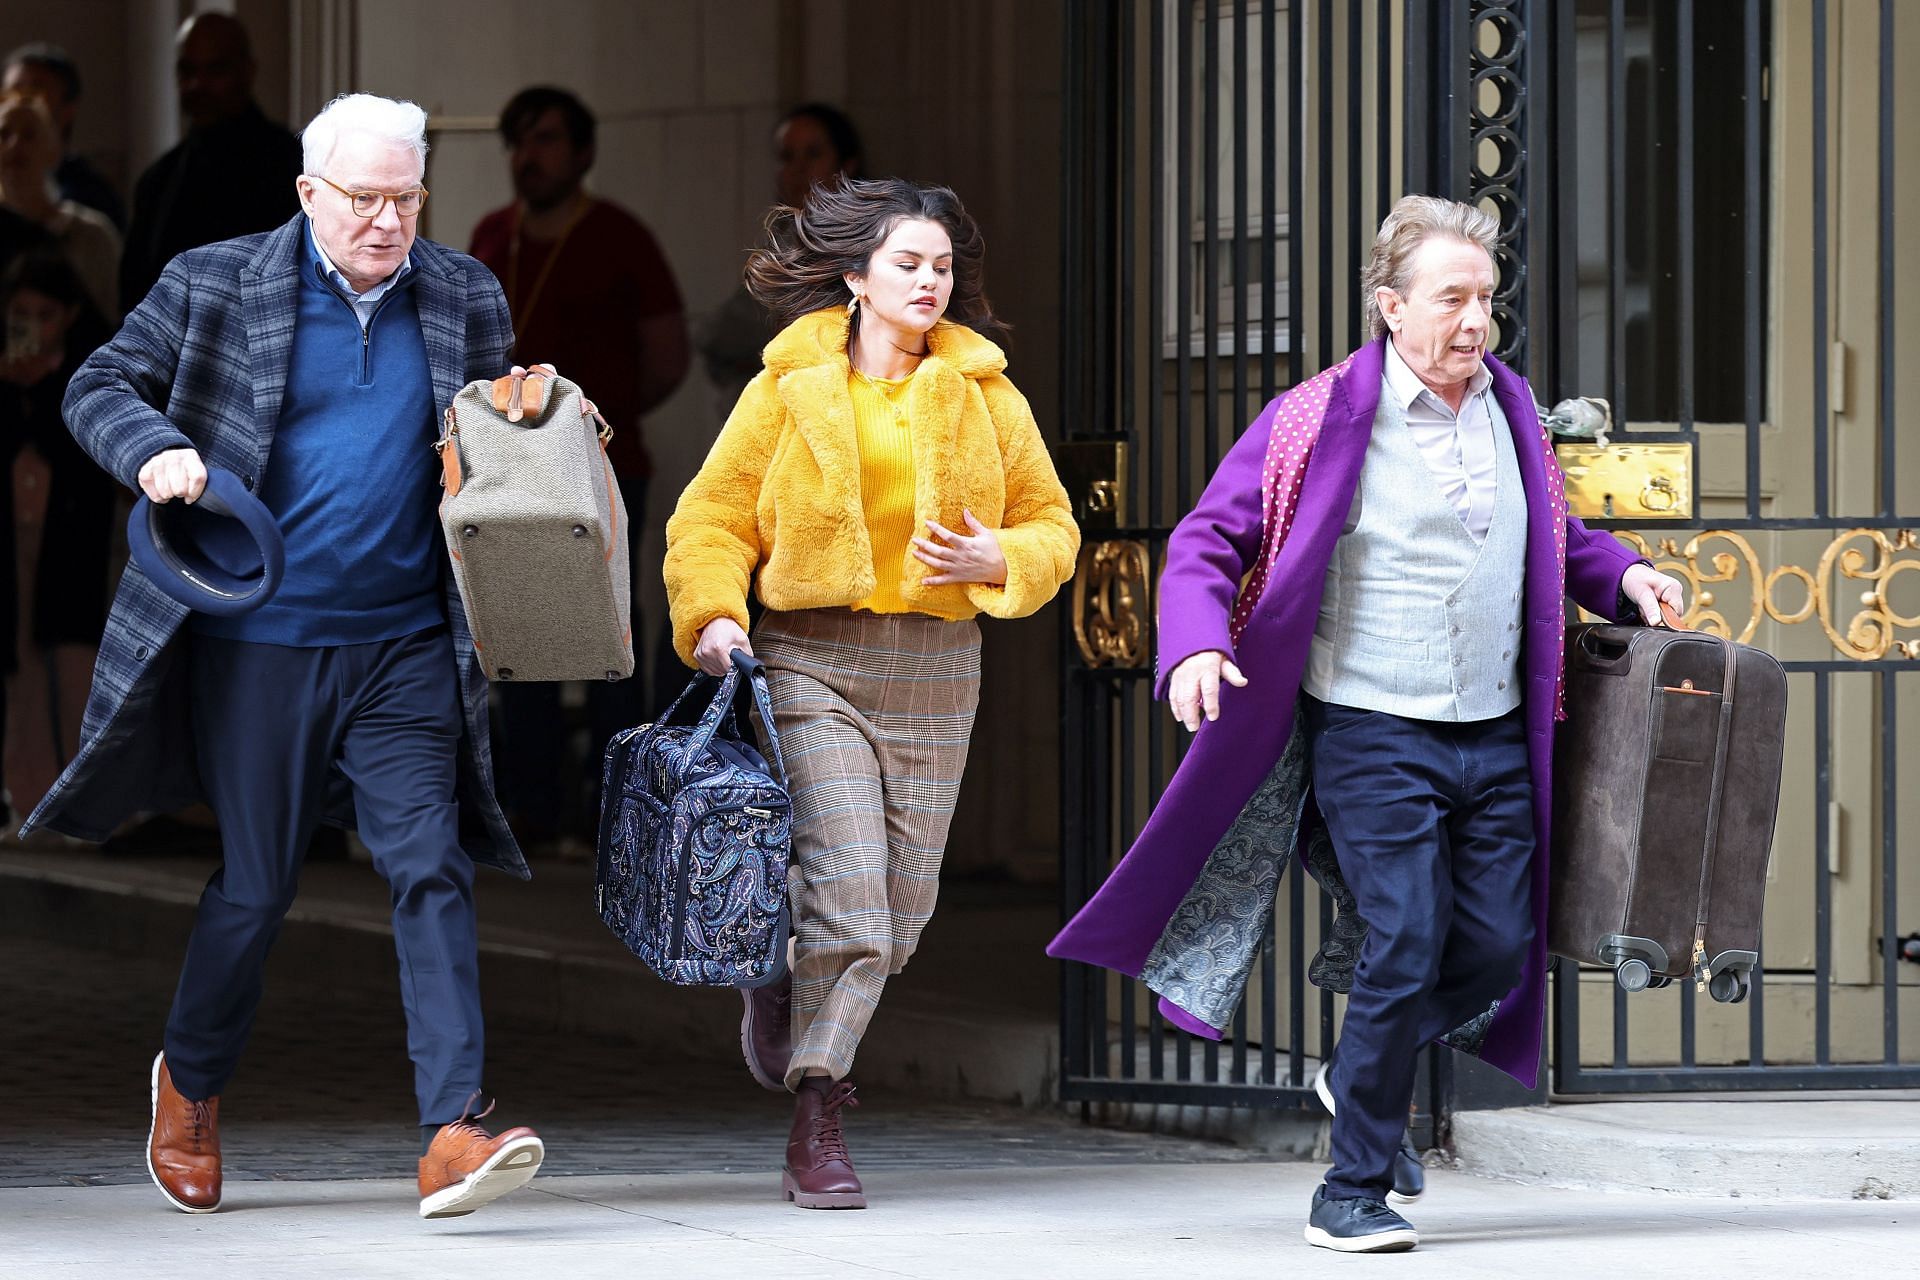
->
<box><xmin>1304</xmin><ymin>389</ymin><xmax>1528</xmax><ymax>722</ymax></box>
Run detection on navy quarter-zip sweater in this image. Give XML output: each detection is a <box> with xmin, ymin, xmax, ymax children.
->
<box><xmin>193</xmin><ymin>233</ymin><xmax>443</xmax><ymax>646</ymax></box>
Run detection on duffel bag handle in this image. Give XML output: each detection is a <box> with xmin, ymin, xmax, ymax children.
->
<box><xmin>728</xmin><ymin>648</ymin><xmax>790</xmax><ymax>787</ymax></box>
<box><xmin>679</xmin><ymin>651</ymin><xmax>789</xmax><ymax>787</ymax></box>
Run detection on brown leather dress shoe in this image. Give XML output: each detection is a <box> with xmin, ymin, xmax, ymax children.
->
<box><xmin>740</xmin><ymin>973</ymin><xmax>792</xmax><ymax>1092</ymax></box>
<box><xmin>783</xmin><ymin>1075</ymin><xmax>865</xmax><ymax>1209</ymax></box>
<box><xmin>148</xmin><ymin>1052</ymin><xmax>220</xmax><ymax>1213</ymax></box>
<box><xmin>418</xmin><ymin>1108</ymin><xmax>545</xmax><ymax>1219</ymax></box>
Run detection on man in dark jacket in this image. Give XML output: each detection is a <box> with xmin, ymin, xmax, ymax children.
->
<box><xmin>29</xmin><ymin>92</ymin><xmax>546</xmax><ymax>1223</ymax></box>
<box><xmin>119</xmin><ymin>13</ymin><xmax>301</xmax><ymax>309</ymax></box>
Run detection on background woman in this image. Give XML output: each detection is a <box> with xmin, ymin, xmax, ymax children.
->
<box><xmin>665</xmin><ymin>177</ymin><xmax>1078</xmax><ymax>1210</ymax></box>
<box><xmin>0</xmin><ymin>92</ymin><xmax>118</xmax><ymax>322</ymax></box>
<box><xmin>0</xmin><ymin>249</ymin><xmax>114</xmax><ymax>829</ymax></box>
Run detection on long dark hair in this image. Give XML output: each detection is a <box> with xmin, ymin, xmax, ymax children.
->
<box><xmin>745</xmin><ymin>177</ymin><xmax>1003</xmax><ymax>340</ymax></box>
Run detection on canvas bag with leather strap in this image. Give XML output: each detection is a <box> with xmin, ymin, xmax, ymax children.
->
<box><xmin>436</xmin><ymin>368</ymin><xmax>633</xmax><ymax>682</ymax></box>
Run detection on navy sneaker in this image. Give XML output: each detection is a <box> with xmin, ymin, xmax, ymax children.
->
<box><xmin>1389</xmin><ymin>1132</ymin><xmax>1426</xmax><ymax>1203</ymax></box>
<box><xmin>1304</xmin><ymin>1185</ymin><xmax>1418</xmax><ymax>1253</ymax></box>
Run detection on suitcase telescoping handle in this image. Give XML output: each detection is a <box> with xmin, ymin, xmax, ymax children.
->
<box><xmin>1639</xmin><ymin>599</ymin><xmax>1741</xmax><ymax>990</ymax></box>
<box><xmin>1690</xmin><ymin>635</ymin><xmax>1740</xmax><ymax>991</ymax></box>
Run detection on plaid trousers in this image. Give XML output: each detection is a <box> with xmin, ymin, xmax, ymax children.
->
<box><xmin>753</xmin><ymin>608</ymin><xmax>982</xmax><ymax>1087</ymax></box>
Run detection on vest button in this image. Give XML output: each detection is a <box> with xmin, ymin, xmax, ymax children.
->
<box><xmin>242</xmin><ymin>475</ymin><xmax>255</xmax><ymax>491</ymax></box>
<box><xmin>134</xmin><ymin>644</ymin><xmax>149</xmax><ymax>660</ymax></box>
<box><xmin>1498</xmin><ymin>680</ymin><xmax>1509</xmax><ymax>690</ymax></box>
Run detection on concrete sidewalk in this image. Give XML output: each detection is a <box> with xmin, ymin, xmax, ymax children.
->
<box><xmin>5</xmin><ymin>1162</ymin><xmax>1912</xmax><ymax>1278</ymax></box>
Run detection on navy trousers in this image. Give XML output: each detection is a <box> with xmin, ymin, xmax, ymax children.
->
<box><xmin>1303</xmin><ymin>696</ymin><xmax>1535</xmax><ymax>1201</ymax></box>
<box><xmin>164</xmin><ymin>625</ymin><xmax>484</xmax><ymax>1125</ymax></box>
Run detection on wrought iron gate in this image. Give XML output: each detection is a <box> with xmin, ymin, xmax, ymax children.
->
<box><xmin>1058</xmin><ymin>0</ymin><xmax>1917</xmax><ymax>1114</ymax></box>
<box><xmin>1543</xmin><ymin>0</ymin><xmax>1918</xmax><ymax>1094</ymax></box>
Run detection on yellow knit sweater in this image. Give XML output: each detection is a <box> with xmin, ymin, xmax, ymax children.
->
<box><xmin>849</xmin><ymin>369</ymin><xmax>954</xmax><ymax>616</ymax></box>
<box><xmin>664</xmin><ymin>309</ymin><xmax>1081</xmax><ymax>666</ymax></box>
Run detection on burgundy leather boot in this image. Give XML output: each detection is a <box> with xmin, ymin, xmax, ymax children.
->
<box><xmin>782</xmin><ymin>1075</ymin><xmax>865</xmax><ymax>1209</ymax></box>
<box><xmin>740</xmin><ymin>973</ymin><xmax>792</xmax><ymax>1092</ymax></box>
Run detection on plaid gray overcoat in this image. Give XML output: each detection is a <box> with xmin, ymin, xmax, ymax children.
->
<box><xmin>22</xmin><ymin>213</ymin><xmax>529</xmax><ymax>878</ymax></box>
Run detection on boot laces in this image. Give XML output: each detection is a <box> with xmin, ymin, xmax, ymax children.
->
<box><xmin>810</xmin><ymin>1083</ymin><xmax>859</xmax><ymax>1162</ymax></box>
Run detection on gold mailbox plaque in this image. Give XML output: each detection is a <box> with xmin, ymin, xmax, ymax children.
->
<box><xmin>1555</xmin><ymin>442</ymin><xmax>1694</xmax><ymax>520</ymax></box>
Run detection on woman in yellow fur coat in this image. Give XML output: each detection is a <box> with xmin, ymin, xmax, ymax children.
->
<box><xmin>665</xmin><ymin>178</ymin><xmax>1078</xmax><ymax>1208</ymax></box>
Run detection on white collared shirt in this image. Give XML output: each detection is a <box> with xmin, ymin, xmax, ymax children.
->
<box><xmin>308</xmin><ymin>221</ymin><xmax>412</xmax><ymax>332</ymax></box>
<box><xmin>1382</xmin><ymin>336</ymin><xmax>1499</xmax><ymax>540</ymax></box>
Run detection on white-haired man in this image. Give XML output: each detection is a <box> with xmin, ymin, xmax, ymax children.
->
<box><xmin>26</xmin><ymin>93</ymin><xmax>546</xmax><ymax>1220</ymax></box>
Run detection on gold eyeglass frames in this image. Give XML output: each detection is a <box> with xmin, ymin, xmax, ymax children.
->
<box><xmin>312</xmin><ymin>174</ymin><xmax>429</xmax><ymax>219</ymax></box>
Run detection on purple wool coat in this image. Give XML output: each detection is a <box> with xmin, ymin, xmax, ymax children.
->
<box><xmin>1047</xmin><ymin>338</ymin><xmax>1640</xmax><ymax>1087</ymax></box>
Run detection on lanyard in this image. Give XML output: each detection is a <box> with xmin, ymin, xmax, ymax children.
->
<box><xmin>505</xmin><ymin>195</ymin><xmax>593</xmax><ymax>351</ymax></box>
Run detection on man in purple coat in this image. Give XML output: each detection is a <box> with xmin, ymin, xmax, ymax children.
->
<box><xmin>1050</xmin><ymin>197</ymin><xmax>1683</xmax><ymax>1253</ymax></box>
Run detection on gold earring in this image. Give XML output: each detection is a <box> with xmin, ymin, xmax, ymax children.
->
<box><xmin>847</xmin><ymin>295</ymin><xmax>859</xmax><ymax>316</ymax></box>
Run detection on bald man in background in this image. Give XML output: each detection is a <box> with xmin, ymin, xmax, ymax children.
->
<box><xmin>120</xmin><ymin>12</ymin><xmax>301</xmax><ymax>309</ymax></box>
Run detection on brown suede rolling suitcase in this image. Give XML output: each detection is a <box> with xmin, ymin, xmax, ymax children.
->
<box><xmin>1548</xmin><ymin>607</ymin><xmax>1787</xmax><ymax>1002</ymax></box>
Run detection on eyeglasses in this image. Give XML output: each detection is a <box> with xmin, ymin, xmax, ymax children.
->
<box><xmin>312</xmin><ymin>174</ymin><xmax>429</xmax><ymax>219</ymax></box>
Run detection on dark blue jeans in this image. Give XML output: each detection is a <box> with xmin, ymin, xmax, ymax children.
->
<box><xmin>165</xmin><ymin>625</ymin><xmax>484</xmax><ymax>1125</ymax></box>
<box><xmin>1303</xmin><ymin>696</ymin><xmax>1535</xmax><ymax>1201</ymax></box>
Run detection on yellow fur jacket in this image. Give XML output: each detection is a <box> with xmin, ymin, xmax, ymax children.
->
<box><xmin>666</xmin><ymin>308</ymin><xmax>1081</xmax><ymax>664</ymax></box>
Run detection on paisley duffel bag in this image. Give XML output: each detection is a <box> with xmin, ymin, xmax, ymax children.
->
<box><xmin>594</xmin><ymin>649</ymin><xmax>791</xmax><ymax>988</ymax></box>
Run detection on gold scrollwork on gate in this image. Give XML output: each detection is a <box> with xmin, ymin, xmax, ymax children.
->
<box><xmin>1073</xmin><ymin>540</ymin><xmax>1151</xmax><ymax>668</ymax></box>
<box><xmin>1612</xmin><ymin>528</ymin><xmax>1920</xmax><ymax>661</ymax></box>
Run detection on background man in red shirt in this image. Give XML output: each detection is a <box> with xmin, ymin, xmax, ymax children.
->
<box><xmin>470</xmin><ymin>86</ymin><xmax>689</xmax><ymax>851</ymax></box>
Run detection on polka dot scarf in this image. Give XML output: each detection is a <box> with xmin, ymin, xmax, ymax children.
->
<box><xmin>1228</xmin><ymin>354</ymin><xmax>1355</xmax><ymax>646</ymax></box>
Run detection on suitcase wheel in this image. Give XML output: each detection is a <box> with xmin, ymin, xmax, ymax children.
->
<box><xmin>1615</xmin><ymin>958</ymin><xmax>1653</xmax><ymax>992</ymax></box>
<box><xmin>1647</xmin><ymin>974</ymin><xmax>1674</xmax><ymax>990</ymax></box>
<box><xmin>1708</xmin><ymin>969</ymin><xmax>1751</xmax><ymax>1004</ymax></box>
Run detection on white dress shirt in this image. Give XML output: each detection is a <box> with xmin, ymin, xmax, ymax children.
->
<box><xmin>1381</xmin><ymin>336</ymin><xmax>1500</xmax><ymax>541</ymax></box>
<box><xmin>309</xmin><ymin>222</ymin><xmax>412</xmax><ymax>332</ymax></box>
